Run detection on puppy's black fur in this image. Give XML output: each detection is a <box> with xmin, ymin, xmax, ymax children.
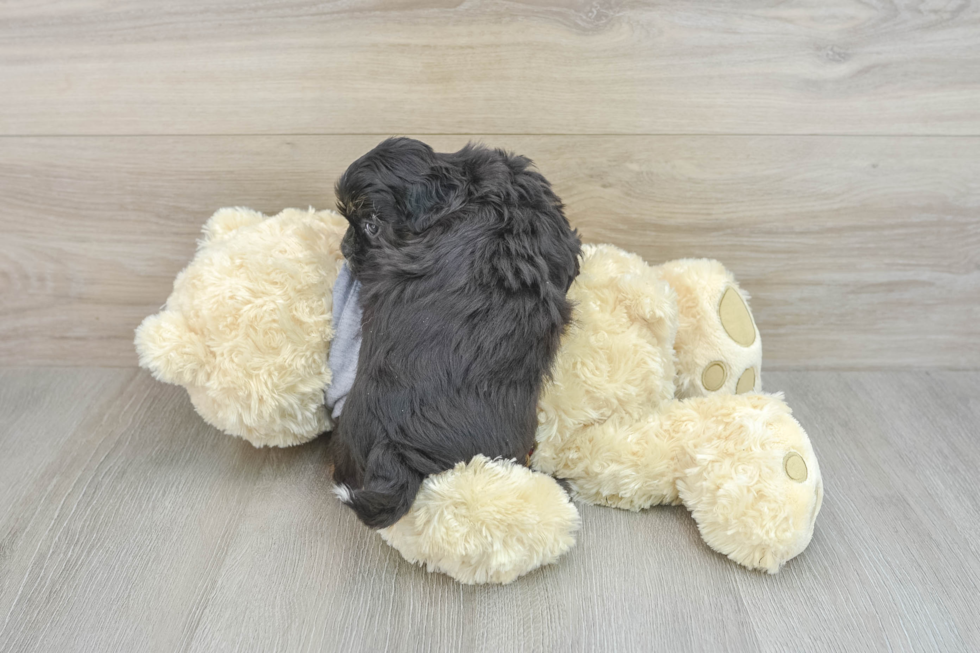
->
<box><xmin>331</xmin><ymin>137</ymin><xmax>581</xmax><ymax>529</ymax></box>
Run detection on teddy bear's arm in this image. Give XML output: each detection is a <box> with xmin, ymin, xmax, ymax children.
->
<box><xmin>379</xmin><ymin>455</ymin><xmax>580</xmax><ymax>584</ymax></box>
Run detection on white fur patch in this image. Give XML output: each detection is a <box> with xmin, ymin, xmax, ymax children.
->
<box><xmin>332</xmin><ymin>484</ymin><xmax>353</xmax><ymax>504</ymax></box>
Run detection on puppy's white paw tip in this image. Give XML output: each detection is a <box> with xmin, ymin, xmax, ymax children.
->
<box><xmin>333</xmin><ymin>484</ymin><xmax>353</xmax><ymax>504</ymax></box>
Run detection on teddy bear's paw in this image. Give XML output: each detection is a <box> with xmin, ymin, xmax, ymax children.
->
<box><xmin>379</xmin><ymin>455</ymin><xmax>580</xmax><ymax>584</ymax></box>
<box><xmin>657</xmin><ymin>259</ymin><xmax>763</xmax><ymax>398</ymax></box>
<box><xmin>678</xmin><ymin>394</ymin><xmax>823</xmax><ymax>573</ymax></box>
<box><xmin>693</xmin><ymin>471</ymin><xmax>823</xmax><ymax>574</ymax></box>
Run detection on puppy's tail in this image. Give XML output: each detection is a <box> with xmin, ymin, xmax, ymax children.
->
<box><xmin>334</xmin><ymin>444</ymin><xmax>423</xmax><ymax>529</ymax></box>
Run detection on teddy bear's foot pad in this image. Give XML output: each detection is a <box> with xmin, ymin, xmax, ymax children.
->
<box><xmin>718</xmin><ymin>286</ymin><xmax>756</xmax><ymax>347</ymax></box>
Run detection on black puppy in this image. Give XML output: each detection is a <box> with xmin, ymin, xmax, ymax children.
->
<box><xmin>331</xmin><ymin>137</ymin><xmax>581</xmax><ymax>528</ymax></box>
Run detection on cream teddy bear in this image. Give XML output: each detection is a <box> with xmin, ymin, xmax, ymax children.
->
<box><xmin>136</xmin><ymin>207</ymin><xmax>823</xmax><ymax>584</ymax></box>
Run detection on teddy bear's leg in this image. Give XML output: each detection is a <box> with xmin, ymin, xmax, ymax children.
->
<box><xmin>673</xmin><ymin>393</ymin><xmax>823</xmax><ymax>573</ymax></box>
<box><xmin>378</xmin><ymin>455</ymin><xmax>580</xmax><ymax>585</ymax></box>
<box><xmin>539</xmin><ymin>393</ymin><xmax>822</xmax><ymax>573</ymax></box>
<box><xmin>655</xmin><ymin>259</ymin><xmax>762</xmax><ymax>398</ymax></box>
<box><xmin>534</xmin><ymin>413</ymin><xmax>686</xmax><ymax>511</ymax></box>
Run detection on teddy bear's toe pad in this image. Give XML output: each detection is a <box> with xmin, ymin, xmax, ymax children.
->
<box><xmin>784</xmin><ymin>451</ymin><xmax>808</xmax><ymax>482</ymax></box>
<box><xmin>702</xmin><ymin>362</ymin><xmax>728</xmax><ymax>391</ymax></box>
<box><xmin>736</xmin><ymin>367</ymin><xmax>756</xmax><ymax>394</ymax></box>
<box><xmin>379</xmin><ymin>455</ymin><xmax>580</xmax><ymax>584</ymax></box>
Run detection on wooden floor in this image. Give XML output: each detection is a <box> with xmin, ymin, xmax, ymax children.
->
<box><xmin>0</xmin><ymin>368</ymin><xmax>977</xmax><ymax>652</ymax></box>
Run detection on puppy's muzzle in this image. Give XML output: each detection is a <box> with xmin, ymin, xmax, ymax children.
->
<box><xmin>341</xmin><ymin>227</ymin><xmax>355</xmax><ymax>261</ymax></box>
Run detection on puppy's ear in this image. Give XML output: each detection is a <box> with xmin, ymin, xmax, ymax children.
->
<box><xmin>401</xmin><ymin>173</ymin><xmax>465</xmax><ymax>232</ymax></box>
<box><xmin>482</xmin><ymin>167</ymin><xmax>581</xmax><ymax>297</ymax></box>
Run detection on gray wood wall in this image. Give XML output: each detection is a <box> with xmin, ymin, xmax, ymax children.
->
<box><xmin>2</xmin><ymin>1</ymin><xmax>978</xmax><ymax>369</ymax></box>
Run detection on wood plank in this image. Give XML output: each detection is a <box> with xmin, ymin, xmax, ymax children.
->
<box><xmin>1</xmin><ymin>1</ymin><xmax>979</xmax><ymax>136</ymax></box>
<box><xmin>0</xmin><ymin>369</ymin><xmax>274</xmax><ymax>651</ymax></box>
<box><xmin>2</xmin><ymin>135</ymin><xmax>978</xmax><ymax>368</ymax></box>
<box><xmin>1</xmin><ymin>369</ymin><xmax>979</xmax><ymax>651</ymax></box>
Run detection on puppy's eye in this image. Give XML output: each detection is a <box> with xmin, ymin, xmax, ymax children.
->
<box><xmin>363</xmin><ymin>221</ymin><xmax>380</xmax><ymax>238</ymax></box>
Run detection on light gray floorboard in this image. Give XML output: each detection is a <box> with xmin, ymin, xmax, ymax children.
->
<box><xmin>0</xmin><ymin>369</ymin><xmax>977</xmax><ymax>652</ymax></box>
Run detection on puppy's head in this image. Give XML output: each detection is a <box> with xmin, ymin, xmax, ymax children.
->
<box><xmin>335</xmin><ymin>137</ymin><xmax>463</xmax><ymax>274</ymax></box>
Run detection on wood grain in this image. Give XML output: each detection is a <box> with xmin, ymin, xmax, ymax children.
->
<box><xmin>1</xmin><ymin>1</ymin><xmax>979</xmax><ymax>136</ymax></box>
<box><xmin>1</xmin><ymin>135</ymin><xmax>977</xmax><ymax>368</ymax></box>
<box><xmin>1</xmin><ymin>368</ymin><xmax>978</xmax><ymax>652</ymax></box>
